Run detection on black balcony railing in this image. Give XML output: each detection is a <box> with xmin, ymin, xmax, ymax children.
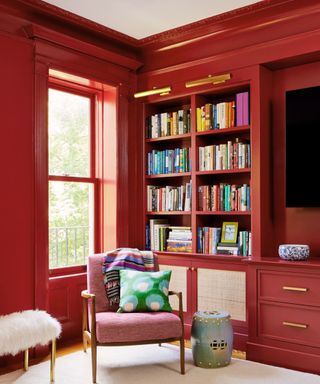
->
<box><xmin>49</xmin><ymin>226</ymin><xmax>91</xmax><ymax>268</ymax></box>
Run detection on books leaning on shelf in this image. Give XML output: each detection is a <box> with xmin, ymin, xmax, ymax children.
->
<box><xmin>147</xmin><ymin>181</ymin><xmax>192</xmax><ymax>212</ymax></box>
<box><xmin>147</xmin><ymin>147</ymin><xmax>191</xmax><ymax>175</ymax></box>
<box><xmin>146</xmin><ymin>108</ymin><xmax>191</xmax><ymax>139</ymax></box>
<box><xmin>167</xmin><ymin>226</ymin><xmax>192</xmax><ymax>253</ymax></box>
<box><xmin>198</xmin><ymin>138</ymin><xmax>250</xmax><ymax>171</ymax></box>
<box><xmin>198</xmin><ymin>183</ymin><xmax>250</xmax><ymax>212</ymax></box>
<box><xmin>197</xmin><ymin>227</ymin><xmax>221</xmax><ymax>254</ymax></box>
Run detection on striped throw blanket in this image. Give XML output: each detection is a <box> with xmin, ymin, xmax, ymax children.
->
<box><xmin>102</xmin><ymin>248</ymin><xmax>154</xmax><ymax>307</ymax></box>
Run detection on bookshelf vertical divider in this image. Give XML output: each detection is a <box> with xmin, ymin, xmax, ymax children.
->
<box><xmin>191</xmin><ymin>94</ymin><xmax>198</xmax><ymax>254</ymax></box>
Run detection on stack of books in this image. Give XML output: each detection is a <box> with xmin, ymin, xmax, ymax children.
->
<box><xmin>166</xmin><ymin>226</ymin><xmax>192</xmax><ymax>253</ymax></box>
<box><xmin>216</xmin><ymin>242</ymin><xmax>240</xmax><ymax>255</ymax></box>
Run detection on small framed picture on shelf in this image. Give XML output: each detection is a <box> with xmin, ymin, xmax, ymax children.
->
<box><xmin>221</xmin><ymin>222</ymin><xmax>238</xmax><ymax>244</ymax></box>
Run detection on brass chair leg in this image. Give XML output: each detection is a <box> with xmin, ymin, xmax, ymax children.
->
<box><xmin>50</xmin><ymin>339</ymin><xmax>56</xmax><ymax>383</ymax></box>
<box><xmin>91</xmin><ymin>342</ymin><xmax>97</xmax><ymax>384</ymax></box>
<box><xmin>24</xmin><ymin>349</ymin><xmax>29</xmax><ymax>371</ymax></box>
<box><xmin>180</xmin><ymin>338</ymin><xmax>185</xmax><ymax>374</ymax></box>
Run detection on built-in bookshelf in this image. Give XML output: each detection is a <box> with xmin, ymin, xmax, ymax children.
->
<box><xmin>143</xmin><ymin>86</ymin><xmax>252</xmax><ymax>257</ymax></box>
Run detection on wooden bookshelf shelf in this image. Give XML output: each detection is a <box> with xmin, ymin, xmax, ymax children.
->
<box><xmin>155</xmin><ymin>250</ymin><xmax>248</xmax><ymax>262</ymax></box>
<box><xmin>195</xmin><ymin>125</ymin><xmax>250</xmax><ymax>137</ymax></box>
<box><xmin>145</xmin><ymin>133</ymin><xmax>191</xmax><ymax>142</ymax></box>
<box><xmin>196</xmin><ymin>168</ymin><xmax>251</xmax><ymax>175</ymax></box>
<box><xmin>146</xmin><ymin>211</ymin><xmax>191</xmax><ymax>215</ymax></box>
<box><xmin>196</xmin><ymin>211</ymin><xmax>251</xmax><ymax>215</ymax></box>
<box><xmin>146</xmin><ymin>172</ymin><xmax>191</xmax><ymax>179</ymax></box>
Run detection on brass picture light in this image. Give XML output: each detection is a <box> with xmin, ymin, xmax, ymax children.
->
<box><xmin>185</xmin><ymin>73</ymin><xmax>231</xmax><ymax>88</ymax></box>
<box><xmin>134</xmin><ymin>86</ymin><xmax>171</xmax><ymax>98</ymax></box>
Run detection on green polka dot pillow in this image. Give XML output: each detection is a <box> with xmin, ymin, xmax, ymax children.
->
<box><xmin>118</xmin><ymin>270</ymin><xmax>172</xmax><ymax>313</ymax></box>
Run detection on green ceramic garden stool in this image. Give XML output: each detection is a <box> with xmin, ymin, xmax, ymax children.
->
<box><xmin>191</xmin><ymin>310</ymin><xmax>233</xmax><ymax>368</ymax></box>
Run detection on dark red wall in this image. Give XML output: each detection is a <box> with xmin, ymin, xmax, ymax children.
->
<box><xmin>0</xmin><ymin>33</ymin><xmax>34</xmax><ymax>314</ymax></box>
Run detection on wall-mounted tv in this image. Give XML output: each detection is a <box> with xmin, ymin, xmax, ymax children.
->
<box><xmin>286</xmin><ymin>85</ymin><xmax>320</xmax><ymax>207</ymax></box>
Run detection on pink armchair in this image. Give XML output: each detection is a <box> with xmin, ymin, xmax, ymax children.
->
<box><xmin>81</xmin><ymin>253</ymin><xmax>185</xmax><ymax>383</ymax></box>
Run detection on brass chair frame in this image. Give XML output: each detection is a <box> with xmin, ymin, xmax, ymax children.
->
<box><xmin>81</xmin><ymin>290</ymin><xmax>185</xmax><ymax>383</ymax></box>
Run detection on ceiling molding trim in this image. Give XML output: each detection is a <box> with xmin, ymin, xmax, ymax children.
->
<box><xmin>17</xmin><ymin>0</ymin><xmax>140</xmax><ymax>47</ymax></box>
<box><xmin>138</xmin><ymin>0</ymin><xmax>301</xmax><ymax>47</ymax></box>
<box><xmin>24</xmin><ymin>24</ymin><xmax>143</xmax><ymax>71</ymax></box>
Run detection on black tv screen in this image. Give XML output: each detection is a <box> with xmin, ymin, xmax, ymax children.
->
<box><xmin>286</xmin><ymin>85</ymin><xmax>320</xmax><ymax>207</ymax></box>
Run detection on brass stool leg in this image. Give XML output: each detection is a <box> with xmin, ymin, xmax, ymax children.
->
<box><xmin>24</xmin><ymin>349</ymin><xmax>29</xmax><ymax>371</ymax></box>
<box><xmin>50</xmin><ymin>339</ymin><xmax>56</xmax><ymax>383</ymax></box>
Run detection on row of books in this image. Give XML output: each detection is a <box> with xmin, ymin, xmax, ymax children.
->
<box><xmin>196</xmin><ymin>101</ymin><xmax>236</xmax><ymax>131</ymax></box>
<box><xmin>198</xmin><ymin>184</ymin><xmax>250</xmax><ymax>212</ymax></box>
<box><xmin>197</xmin><ymin>227</ymin><xmax>221</xmax><ymax>254</ymax></box>
<box><xmin>195</xmin><ymin>91</ymin><xmax>249</xmax><ymax>132</ymax></box>
<box><xmin>147</xmin><ymin>182</ymin><xmax>192</xmax><ymax>212</ymax></box>
<box><xmin>146</xmin><ymin>221</ymin><xmax>251</xmax><ymax>256</ymax></box>
<box><xmin>197</xmin><ymin>227</ymin><xmax>251</xmax><ymax>256</ymax></box>
<box><xmin>198</xmin><ymin>139</ymin><xmax>251</xmax><ymax>171</ymax></box>
<box><xmin>146</xmin><ymin>109</ymin><xmax>191</xmax><ymax>138</ymax></box>
<box><xmin>146</xmin><ymin>148</ymin><xmax>191</xmax><ymax>175</ymax></box>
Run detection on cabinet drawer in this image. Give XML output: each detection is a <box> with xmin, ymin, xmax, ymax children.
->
<box><xmin>259</xmin><ymin>271</ymin><xmax>320</xmax><ymax>306</ymax></box>
<box><xmin>259</xmin><ymin>302</ymin><xmax>320</xmax><ymax>347</ymax></box>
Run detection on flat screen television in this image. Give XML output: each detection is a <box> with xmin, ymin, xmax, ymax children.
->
<box><xmin>286</xmin><ymin>85</ymin><xmax>320</xmax><ymax>207</ymax></box>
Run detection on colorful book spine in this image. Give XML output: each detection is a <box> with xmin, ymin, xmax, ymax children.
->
<box><xmin>236</xmin><ymin>92</ymin><xmax>243</xmax><ymax>126</ymax></box>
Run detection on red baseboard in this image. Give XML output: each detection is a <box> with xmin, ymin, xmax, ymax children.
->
<box><xmin>247</xmin><ymin>342</ymin><xmax>320</xmax><ymax>374</ymax></box>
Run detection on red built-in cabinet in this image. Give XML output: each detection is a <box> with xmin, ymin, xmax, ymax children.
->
<box><xmin>138</xmin><ymin>65</ymin><xmax>274</xmax><ymax>348</ymax></box>
<box><xmin>138</xmin><ymin>60</ymin><xmax>320</xmax><ymax>373</ymax></box>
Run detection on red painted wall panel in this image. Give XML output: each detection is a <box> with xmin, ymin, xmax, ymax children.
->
<box><xmin>0</xmin><ymin>33</ymin><xmax>34</xmax><ymax>314</ymax></box>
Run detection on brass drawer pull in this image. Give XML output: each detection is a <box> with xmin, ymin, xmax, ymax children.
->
<box><xmin>282</xmin><ymin>286</ymin><xmax>308</xmax><ymax>292</ymax></box>
<box><xmin>282</xmin><ymin>321</ymin><xmax>308</xmax><ymax>329</ymax></box>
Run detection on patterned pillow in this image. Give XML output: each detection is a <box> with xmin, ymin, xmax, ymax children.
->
<box><xmin>118</xmin><ymin>270</ymin><xmax>172</xmax><ymax>313</ymax></box>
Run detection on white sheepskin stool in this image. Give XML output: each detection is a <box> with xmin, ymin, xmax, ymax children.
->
<box><xmin>0</xmin><ymin>310</ymin><xmax>61</xmax><ymax>383</ymax></box>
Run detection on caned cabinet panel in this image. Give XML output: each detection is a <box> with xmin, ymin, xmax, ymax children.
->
<box><xmin>159</xmin><ymin>264</ymin><xmax>187</xmax><ymax>311</ymax></box>
<box><xmin>197</xmin><ymin>269</ymin><xmax>246</xmax><ymax>321</ymax></box>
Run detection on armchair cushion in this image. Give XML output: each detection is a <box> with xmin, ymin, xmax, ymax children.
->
<box><xmin>95</xmin><ymin>311</ymin><xmax>182</xmax><ymax>343</ymax></box>
<box><xmin>118</xmin><ymin>270</ymin><xmax>172</xmax><ymax>313</ymax></box>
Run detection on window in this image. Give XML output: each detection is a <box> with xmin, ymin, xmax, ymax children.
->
<box><xmin>48</xmin><ymin>85</ymin><xmax>96</xmax><ymax>269</ymax></box>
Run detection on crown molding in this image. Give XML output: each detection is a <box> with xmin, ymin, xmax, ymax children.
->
<box><xmin>138</xmin><ymin>0</ymin><xmax>313</xmax><ymax>49</ymax></box>
<box><xmin>23</xmin><ymin>24</ymin><xmax>143</xmax><ymax>71</ymax></box>
<box><xmin>16</xmin><ymin>0</ymin><xmax>140</xmax><ymax>47</ymax></box>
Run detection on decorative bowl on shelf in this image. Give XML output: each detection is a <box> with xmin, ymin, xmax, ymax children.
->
<box><xmin>278</xmin><ymin>244</ymin><xmax>310</xmax><ymax>261</ymax></box>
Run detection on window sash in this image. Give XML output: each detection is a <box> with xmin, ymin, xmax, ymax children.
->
<box><xmin>48</xmin><ymin>82</ymin><xmax>99</xmax><ymax>271</ymax></box>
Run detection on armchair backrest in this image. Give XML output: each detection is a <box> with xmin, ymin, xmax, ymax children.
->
<box><xmin>87</xmin><ymin>251</ymin><xmax>158</xmax><ymax>313</ymax></box>
<box><xmin>87</xmin><ymin>254</ymin><xmax>110</xmax><ymax>313</ymax></box>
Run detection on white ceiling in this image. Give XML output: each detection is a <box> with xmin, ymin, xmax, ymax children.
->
<box><xmin>41</xmin><ymin>0</ymin><xmax>262</xmax><ymax>40</ymax></box>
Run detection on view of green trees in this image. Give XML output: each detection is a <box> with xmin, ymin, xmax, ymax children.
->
<box><xmin>48</xmin><ymin>89</ymin><xmax>93</xmax><ymax>268</ymax></box>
